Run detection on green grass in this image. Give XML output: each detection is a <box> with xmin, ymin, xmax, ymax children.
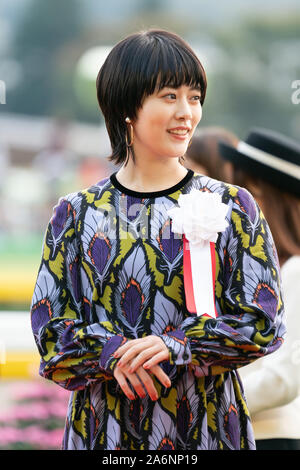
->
<box><xmin>0</xmin><ymin>234</ymin><xmax>44</xmax><ymax>260</ymax></box>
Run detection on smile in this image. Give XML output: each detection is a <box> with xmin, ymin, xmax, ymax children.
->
<box><xmin>167</xmin><ymin>130</ymin><xmax>189</xmax><ymax>140</ymax></box>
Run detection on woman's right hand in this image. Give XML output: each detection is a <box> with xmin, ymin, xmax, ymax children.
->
<box><xmin>113</xmin><ymin>361</ymin><xmax>171</xmax><ymax>401</ymax></box>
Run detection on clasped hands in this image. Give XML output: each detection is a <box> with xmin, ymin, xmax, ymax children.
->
<box><xmin>112</xmin><ymin>335</ymin><xmax>171</xmax><ymax>401</ymax></box>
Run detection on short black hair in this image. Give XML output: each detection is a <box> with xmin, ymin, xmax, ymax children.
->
<box><xmin>96</xmin><ymin>28</ymin><xmax>207</xmax><ymax>166</ymax></box>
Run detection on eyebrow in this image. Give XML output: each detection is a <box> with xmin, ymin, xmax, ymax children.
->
<box><xmin>162</xmin><ymin>85</ymin><xmax>201</xmax><ymax>93</ymax></box>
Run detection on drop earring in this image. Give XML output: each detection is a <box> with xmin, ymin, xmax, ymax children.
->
<box><xmin>125</xmin><ymin>117</ymin><xmax>134</xmax><ymax>147</ymax></box>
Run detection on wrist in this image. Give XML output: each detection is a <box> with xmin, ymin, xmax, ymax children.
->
<box><xmin>100</xmin><ymin>335</ymin><xmax>128</xmax><ymax>373</ymax></box>
<box><xmin>159</xmin><ymin>329</ymin><xmax>191</xmax><ymax>366</ymax></box>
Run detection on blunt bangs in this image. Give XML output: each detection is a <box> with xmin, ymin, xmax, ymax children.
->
<box><xmin>96</xmin><ymin>29</ymin><xmax>207</xmax><ymax>166</ymax></box>
<box><xmin>139</xmin><ymin>37</ymin><xmax>206</xmax><ymax>107</ymax></box>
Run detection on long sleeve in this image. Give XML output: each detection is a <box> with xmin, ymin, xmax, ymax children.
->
<box><xmin>30</xmin><ymin>194</ymin><xmax>127</xmax><ymax>391</ymax></box>
<box><xmin>159</xmin><ymin>186</ymin><xmax>286</xmax><ymax>377</ymax></box>
<box><xmin>239</xmin><ymin>256</ymin><xmax>300</xmax><ymax>416</ymax></box>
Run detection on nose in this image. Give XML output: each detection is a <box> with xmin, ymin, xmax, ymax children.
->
<box><xmin>175</xmin><ymin>97</ymin><xmax>193</xmax><ymax>121</ymax></box>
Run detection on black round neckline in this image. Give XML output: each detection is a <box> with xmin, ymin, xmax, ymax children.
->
<box><xmin>110</xmin><ymin>168</ymin><xmax>194</xmax><ymax>198</ymax></box>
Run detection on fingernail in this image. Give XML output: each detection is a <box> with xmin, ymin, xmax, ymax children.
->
<box><xmin>143</xmin><ymin>364</ymin><xmax>149</xmax><ymax>369</ymax></box>
<box><xmin>117</xmin><ymin>361</ymin><xmax>123</xmax><ymax>367</ymax></box>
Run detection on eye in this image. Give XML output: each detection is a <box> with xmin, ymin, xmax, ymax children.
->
<box><xmin>164</xmin><ymin>93</ymin><xmax>176</xmax><ymax>99</ymax></box>
<box><xmin>192</xmin><ymin>95</ymin><xmax>201</xmax><ymax>101</ymax></box>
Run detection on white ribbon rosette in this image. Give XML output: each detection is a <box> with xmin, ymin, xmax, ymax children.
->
<box><xmin>167</xmin><ymin>189</ymin><xmax>229</xmax><ymax>318</ymax></box>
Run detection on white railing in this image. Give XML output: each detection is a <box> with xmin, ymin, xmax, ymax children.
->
<box><xmin>0</xmin><ymin>311</ymin><xmax>36</xmax><ymax>352</ymax></box>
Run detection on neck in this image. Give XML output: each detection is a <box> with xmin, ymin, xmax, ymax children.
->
<box><xmin>116</xmin><ymin>154</ymin><xmax>188</xmax><ymax>192</ymax></box>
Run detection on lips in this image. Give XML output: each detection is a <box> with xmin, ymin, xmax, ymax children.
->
<box><xmin>167</xmin><ymin>127</ymin><xmax>191</xmax><ymax>141</ymax></box>
<box><xmin>167</xmin><ymin>127</ymin><xmax>191</xmax><ymax>135</ymax></box>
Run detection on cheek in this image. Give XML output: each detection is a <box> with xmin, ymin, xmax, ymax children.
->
<box><xmin>147</xmin><ymin>107</ymin><xmax>169</xmax><ymax>128</ymax></box>
<box><xmin>195</xmin><ymin>105</ymin><xmax>202</xmax><ymax>123</ymax></box>
<box><xmin>136</xmin><ymin>111</ymin><xmax>168</xmax><ymax>139</ymax></box>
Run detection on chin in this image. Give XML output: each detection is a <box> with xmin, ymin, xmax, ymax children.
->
<box><xmin>166</xmin><ymin>146</ymin><xmax>188</xmax><ymax>158</ymax></box>
<box><xmin>165</xmin><ymin>153</ymin><xmax>186</xmax><ymax>160</ymax></box>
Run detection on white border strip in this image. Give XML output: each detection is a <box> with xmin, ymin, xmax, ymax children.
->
<box><xmin>237</xmin><ymin>141</ymin><xmax>300</xmax><ymax>180</ymax></box>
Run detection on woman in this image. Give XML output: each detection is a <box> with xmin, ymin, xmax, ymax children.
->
<box><xmin>219</xmin><ymin>128</ymin><xmax>300</xmax><ymax>450</ymax></box>
<box><xmin>30</xmin><ymin>29</ymin><xmax>285</xmax><ymax>450</ymax></box>
<box><xmin>183</xmin><ymin>126</ymin><xmax>238</xmax><ymax>182</ymax></box>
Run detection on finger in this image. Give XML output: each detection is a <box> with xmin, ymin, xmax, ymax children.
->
<box><xmin>126</xmin><ymin>346</ymin><xmax>162</xmax><ymax>373</ymax></box>
<box><xmin>143</xmin><ymin>351</ymin><xmax>170</xmax><ymax>370</ymax></box>
<box><xmin>135</xmin><ymin>367</ymin><xmax>159</xmax><ymax>401</ymax></box>
<box><xmin>123</xmin><ymin>368</ymin><xmax>148</xmax><ymax>399</ymax></box>
<box><xmin>113</xmin><ymin>368</ymin><xmax>136</xmax><ymax>400</ymax></box>
<box><xmin>113</xmin><ymin>339</ymin><xmax>136</xmax><ymax>358</ymax></box>
<box><xmin>114</xmin><ymin>337</ymin><xmax>152</xmax><ymax>358</ymax></box>
<box><xmin>114</xmin><ymin>339</ymin><xmax>144</xmax><ymax>359</ymax></box>
<box><xmin>116</xmin><ymin>343</ymin><xmax>154</xmax><ymax>368</ymax></box>
<box><xmin>149</xmin><ymin>365</ymin><xmax>171</xmax><ymax>388</ymax></box>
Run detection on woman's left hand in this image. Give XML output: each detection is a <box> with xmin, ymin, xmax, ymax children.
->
<box><xmin>113</xmin><ymin>336</ymin><xmax>169</xmax><ymax>373</ymax></box>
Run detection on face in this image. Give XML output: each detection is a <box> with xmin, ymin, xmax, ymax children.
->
<box><xmin>131</xmin><ymin>84</ymin><xmax>203</xmax><ymax>161</ymax></box>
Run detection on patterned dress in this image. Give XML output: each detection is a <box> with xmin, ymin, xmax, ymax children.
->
<box><xmin>30</xmin><ymin>169</ymin><xmax>285</xmax><ymax>450</ymax></box>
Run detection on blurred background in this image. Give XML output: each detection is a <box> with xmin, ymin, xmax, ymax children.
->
<box><xmin>0</xmin><ymin>0</ymin><xmax>299</xmax><ymax>449</ymax></box>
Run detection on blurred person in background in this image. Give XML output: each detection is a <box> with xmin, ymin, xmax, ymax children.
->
<box><xmin>30</xmin><ymin>30</ymin><xmax>285</xmax><ymax>450</ymax></box>
<box><xmin>182</xmin><ymin>126</ymin><xmax>238</xmax><ymax>182</ymax></box>
<box><xmin>219</xmin><ymin>128</ymin><xmax>300</xmax><ymax>450</ymax></box>
<box><xmin>32</xmin><ymin>118</ymin><xmax>76</xmax><ymax>207</ymax></box>
<box><xmin>0</xmin><ymin>143</ymin><xmax>10</xmax><ymax>238</ymax></box>
<box><xmin>0</xmin><ymin>143</ymin><xmax>10</xmax><ymax>188</ymax></box>
<box><xmin>78</xmin><ymin>155</ymin><xmax>110</xmax><ymax>188</ymax></box>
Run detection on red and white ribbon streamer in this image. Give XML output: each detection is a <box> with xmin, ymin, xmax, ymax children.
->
<box><xmin>183</xmin><ymin>234</ymin><xmax>217</xmax><ymax>318</ymax></box>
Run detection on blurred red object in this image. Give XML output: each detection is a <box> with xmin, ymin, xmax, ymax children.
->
<box><xmin>78</xmin><ymin>156</ymin><xmax>110</xmax><ymax>187</ymax></box>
